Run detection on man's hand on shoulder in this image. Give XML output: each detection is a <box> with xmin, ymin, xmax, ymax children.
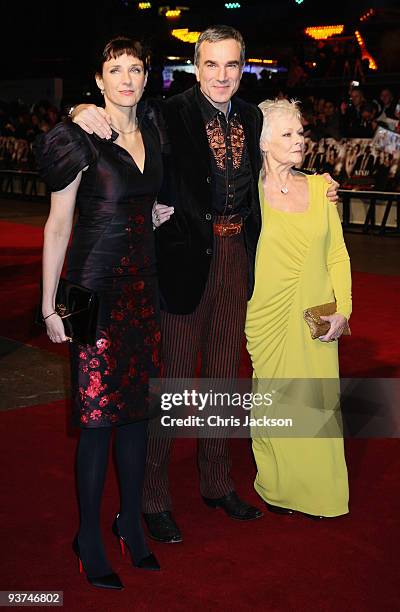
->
<box><xmin>322</xmin><ymin>172</ymin><xmax>340</xmax><ymax>204</ymax></box>
<box><xmin>71</xmin><ymin>104</ymin><xmax>112</xmax><ymax>139</ymax></box>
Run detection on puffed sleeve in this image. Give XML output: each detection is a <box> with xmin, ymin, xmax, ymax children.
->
<box><xmin>33</xmin><ymin>122</ymin><xmax>93</xmax><ymax>192</ymax></box>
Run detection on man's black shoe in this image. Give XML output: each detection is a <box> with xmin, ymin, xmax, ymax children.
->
<box><xmin>143</xmin><ymin>511</ymin><xmax>183</xmax><ymax>543</ymax></box>
<box><xmin>202</xmin><ymin>491</ymin><xmax>263</xmax><ymax>521</ymax></box>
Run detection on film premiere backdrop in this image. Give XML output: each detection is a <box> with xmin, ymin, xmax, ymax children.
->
<box><xmin>301</xmin><ymin>128</ymin><xmax>400</xmax><ymax>233</ymax></box>
<box><xmin>302</xmin><ymin>128</ymin><xmax>400</xmax><ymax>192</ymax></box>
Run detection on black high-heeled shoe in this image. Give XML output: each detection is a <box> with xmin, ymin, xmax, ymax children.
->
<box><xmin>112</xmin><ymin>514</ymin><xmax>160</xmax><ymax>571</ymax></box>
<box><xmin>267</xmin><ymin>504</ymin><xmax>295</xmax><ymax>516</ymax></box>
<box><xmin>72</xmin><ymin>536</ymin><xmax>124</xmax><ymax>590</ymax></box>
<box><xmin>301</xmin><ymin>513</ymin><xmax>325</xmax><ymax>520</ymax></box>
<box><xmin>267</xmin><ymin>505</ymin><xmax>327</xmax><ymax>520</ymax></box>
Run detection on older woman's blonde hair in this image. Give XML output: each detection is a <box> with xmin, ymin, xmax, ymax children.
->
<box><xmin>258</xmin><ymin>99</ymin><xmax>302</xmax><ymax>145</ymax></box>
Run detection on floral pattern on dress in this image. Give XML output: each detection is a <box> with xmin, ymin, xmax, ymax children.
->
<box><xmin>72</xmin><ymin>205</ymin><xmax>161</xmax><ymax>428</ymax></box>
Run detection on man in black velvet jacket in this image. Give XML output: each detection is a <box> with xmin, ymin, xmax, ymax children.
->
<box><xmin>141</xmin><ymin>26</ymin><xmax>265</xmax><ymax>542</ymax></box>
<box><xmin>153</xmin><ymin>74</ymin><xmax>262</xmax><ymax>316</ymax></box>
<box><xmin>71</xmin><ymin>26</ymin><xmax>339</xmax><ymax>544</ymax></box>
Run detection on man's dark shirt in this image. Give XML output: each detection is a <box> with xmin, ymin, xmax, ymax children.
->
<box><xmin>197</xmin><ymin>86</ymin><xmax>252</xmax><ymax>218</ymax></box>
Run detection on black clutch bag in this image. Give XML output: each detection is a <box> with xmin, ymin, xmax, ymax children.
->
<box><xmin>36</xmin><ymin>278</ymin><xmax>99</xmax><ymax>346</ymax></box>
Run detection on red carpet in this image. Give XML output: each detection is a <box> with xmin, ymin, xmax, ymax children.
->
<box><xmin>1</xmin><ymin>220</ymin><xmax>399</xmax><ymax>610</ymax></box>
<box><xmin>0</xmin><ymin>404</ymin><xmax>399</xmax><ymax>611</ymax></box>
<box><xmin>0</xmin><ymin>221</ymin><xmax>66</xmax><ymax>355</ymax></box>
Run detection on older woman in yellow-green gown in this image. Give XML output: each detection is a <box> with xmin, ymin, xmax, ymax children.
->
<box><xmin>245</xmin><ymin>99</ymin><xmax>352</xmax><ymax>518</ymax></box>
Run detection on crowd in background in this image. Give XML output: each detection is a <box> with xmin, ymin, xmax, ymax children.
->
<box><xmin>0</xmin><ymin>100</ymin><xmax>65</xmax><ymax>171</ymax></box>
<box><xmin>300</xmin><ymin>87</ymin><xmax>400</xmax><ymax>140</ymax></box>
<box><xmin>288</xmin><ymin>40</ymin><xmax>372</xmax><ymax>85</ymax></box>
<box><xmin>228</xmin><ymin>78</ymin><xmax>400</xmax><ymax>140</ymax></box>
<box><xmin>1</xmin><ymin>82</ymin><xmax>399</xmax><ymax>172</ymax></box>
<box><xmin>0</xmin><ymin>100</ymin><xmax>65</xmax><ymax>141</ymax></box>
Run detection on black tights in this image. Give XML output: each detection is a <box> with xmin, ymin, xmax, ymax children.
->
<box><xmin>76</xmin><ymin>420</ymin><xmax>149</xmax><ymax>577</ymax></box>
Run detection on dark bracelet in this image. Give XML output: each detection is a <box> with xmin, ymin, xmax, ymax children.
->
<box><xmin>43</xmin><ymin>311</ymin><xmax>57</xmax><ymax>321</ymax></box>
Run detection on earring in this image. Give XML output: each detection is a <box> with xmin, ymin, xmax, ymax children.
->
<box><xmin>100</xmin><ymin>89</ymin><xmax>104</xmax><ymax>95</ymax></box>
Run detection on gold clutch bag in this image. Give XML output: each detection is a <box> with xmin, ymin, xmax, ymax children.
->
<box><xmin>303</xmin><ymin>301</ymin><xmax>351</xmax><ymax>339</ymax></box>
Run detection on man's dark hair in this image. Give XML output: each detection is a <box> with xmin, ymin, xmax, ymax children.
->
<box><xmin>194</xmin><ymin>25</ymin><xmax>245</xmax><ymax>67</ymax></box>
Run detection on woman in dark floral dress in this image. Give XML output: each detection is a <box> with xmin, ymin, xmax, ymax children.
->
<box><xmin>34</xmin><ymin>37</ymin><xmax>173</xmax><ymax>590</ymax></box>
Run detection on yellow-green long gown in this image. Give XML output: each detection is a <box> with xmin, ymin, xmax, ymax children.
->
<box><xmin>245</xmin><ymin>174</ymin><xmax>352</xmax><ymax>517</ymax></box>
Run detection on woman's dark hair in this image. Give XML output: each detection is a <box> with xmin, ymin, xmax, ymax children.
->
<box><xmin>97</xmin><ymin>36</ymin><xmax>149</xmax><ymax>75</ymax></box>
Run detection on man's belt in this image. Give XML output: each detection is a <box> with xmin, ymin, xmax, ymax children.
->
<box><xmin>213</xmin><ymin>221</ymin><xmax>242</xmax><ymax>236</ymax></box>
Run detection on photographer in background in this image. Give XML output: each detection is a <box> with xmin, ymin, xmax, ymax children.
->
<box><xmin>340</xmin><ymin>85</ymin><xmax>366</xmax><ymax>137</ymax></box>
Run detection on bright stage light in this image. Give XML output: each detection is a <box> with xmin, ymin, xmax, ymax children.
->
<box><xmin>138</xmin><ymin>2</ymin><xmax>151</xmax><ymax>8</ymax></box>
<box><xmin>355</xmin><ymin>30</ymin><xmax>377</xmax><ymax>70</ymax></box>
<box><xmin>305</xmin><ymin>25</ymin><xmax>344</xmax><ymax>40</ymax></box>
<box><xmin>225</xmin><ymin>2</ymin><xmax>241</xmax><ymax>8</ymax></box>
<box><xmin>360</xmin><ymin>8</ymin><xmax>375</xmax><ymax>22</ymax></box>
<box><xmin>171</xmin><ymin>28</ymin><xmax>201</xmax><ymax>43</ymax></box>
<box><xmin>247</xmin><ymin>58</ymin><xmax>277</xmax><ymax>65</ymax></box>
<box><xmin>166</xmin><ymin>9</ymin><xmax>181</xmax><ymax>18</ymax></box>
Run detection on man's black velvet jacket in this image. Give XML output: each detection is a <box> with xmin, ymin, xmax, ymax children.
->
<box><xmin>149</xmin><ymin>85</ymin><xmax>263</xmax><ymax>315</ymax></box>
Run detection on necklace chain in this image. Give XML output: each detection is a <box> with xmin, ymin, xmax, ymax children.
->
<box><xmin>264</xmin><ymin>156</ymin><xmax>292</xmax><ymax>194</ymax></box>
<box><xmin>110</xmin><ymin>117</ymin><xmax>138</xmax><ymax>135</ymax></box>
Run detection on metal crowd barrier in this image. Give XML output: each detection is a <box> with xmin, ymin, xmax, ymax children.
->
<box><xmin>339</xmin><ymin>189</ymin><xmax>400</xmax><ymax>236</ymax></box>
<box><xmin>0</xmin><ymin>169</ymin><xmax>47</xmax><ymax>200</ymax></box>
<box><xmin>0</xmin><ymin>170</ymin><xmax>399</xmax><ymax>236</ymax></box>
